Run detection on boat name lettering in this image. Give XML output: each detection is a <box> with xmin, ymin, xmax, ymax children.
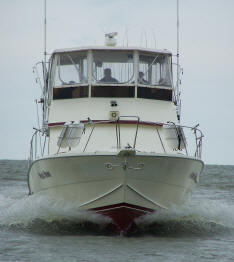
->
<box><xmin>38</xmin><ymin>171</ymin><xmax>52</xmax><ymax>179</ymax></box>
<box><xmin>190</xmin><ymin>172</ymin><xmax>198</xmax><ymax>183</ymax></box>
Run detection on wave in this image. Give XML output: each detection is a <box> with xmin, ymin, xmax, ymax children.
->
<box><xmin>0</xmin><ymin>191</ymin><xmax>234</xmax><ymax>236</ymax></box>
<box><xmin>136</xmin><ymin>199</ymin><xmax>234</xmax><ymax>236</ymax></box>
<box><xmin>0</xmin><ymin>193</ymin><xmax>110</xmax><ymax>234</ymax></box>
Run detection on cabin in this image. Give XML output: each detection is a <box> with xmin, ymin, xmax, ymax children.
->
<box><xmin>45</xmin><ymin>46</ymin><xmax>179</xmax><ymax>154</ymax></box>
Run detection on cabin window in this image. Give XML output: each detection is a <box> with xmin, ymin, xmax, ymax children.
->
<box><xmin>52</xmin><ymin>52</ymin><xmax>88</xmax><ymax>100</ymax></box>
<box><xmin>50</xmin><ymin>50</ymin><xmax>173</xmax><ymax>101</ymax></box>
<box><xmin>92</xmin><ymin>51</ymin><xmax>134</xmax><ymax>84</ymax></box>
<box><xmin>138</xmin><ymin>54</ymin><xmax>171</xmax><ymax>87</ymax></box>
<box><xmin>53</xmin><ymin>52</ymin><xmax>88</xmax><ymax>86</ymax></box>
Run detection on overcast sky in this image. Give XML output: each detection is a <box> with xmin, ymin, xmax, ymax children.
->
<box><xmin>0</xmin><ymin>0</ymin><xmax>233</xmax><ymax>164</ymax></box>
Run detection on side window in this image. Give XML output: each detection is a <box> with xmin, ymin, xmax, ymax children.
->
<box><xmin>139</xmin><ymin>54</ymin><xmax>171</xmax><ymax>87</ymax></box>
<box><xmin>52</xmin><ymin>52</ymin><xmax>88</xmax><ymax>100</ymax></box>
<box><xmin>53</xmin><ymin>52</ymin><xmax>88</xmax><ymax>87</ymax></box>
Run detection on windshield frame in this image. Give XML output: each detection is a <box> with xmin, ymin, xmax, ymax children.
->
<box><xmin>49</xmin><ymin>48</ymin><xmax>173</xmax><ymax>101</ymax></box>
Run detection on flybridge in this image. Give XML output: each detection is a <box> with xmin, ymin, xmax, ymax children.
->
<box><xmin>48</xmin><ymin>46</ymin><xmax>174</xmax><ymax>102</ymax></box>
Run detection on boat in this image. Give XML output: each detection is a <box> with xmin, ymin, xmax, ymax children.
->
<box><xmin>28</xmin><ymin>32</ymin><xmax>204</xmax><ymax>234</ymax></box>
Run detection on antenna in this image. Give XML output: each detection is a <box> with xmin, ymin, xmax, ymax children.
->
<box><xmin>151</xmin><ymin>28</ymin><xmax>157</xmax><ymax>49</ymax></box>
<box><xmin>176</xmin><ymin>0</ymin><xmax>181</xmax><ymax>121</ymax></box>
<box><xmin>176</xmin><ymin>0</ymin><xmax>179</xmax><ymax>102</ymax></box>
<box><xmin>144</xmin><ymin>30</ymin><xmax>147</xmax><ymax>48</ymax></box>
<box><xmin>42</xmin><ymin>0</ymin><xmax>48</xmax><ymax>130</ymax></box>
<box><xmin>123</xmin><ymin>27</ymin><xmax>129</xmax><ymax>47</ymax></box>
<box><xmin>44</xmin><ymin>0</ymin><xmax>47</xmax><ymax>65</ymax></box>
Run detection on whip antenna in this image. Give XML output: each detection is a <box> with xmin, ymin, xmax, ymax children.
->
<box><xmin>176</xmin><ymin>0</ymin><xmax>181</xmax><ymax>121</ymax></box>
<box><xmin>176</xmin><ymin>0</ymin><xmax>179</xmax><ymax>99</ymax></box>
<box><xmin>44</xmin><ymin>0</ymin><xmax>47</xmax><ymax>66</ymax></box>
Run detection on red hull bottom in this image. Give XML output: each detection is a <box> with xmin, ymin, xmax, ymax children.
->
<box><xmin>92</xmin><ymin>203</ymin><xmax>153</xmax><ymax>235</ymax></box>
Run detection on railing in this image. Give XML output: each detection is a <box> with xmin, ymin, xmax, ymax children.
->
<box><xmin>28</xmin><ymin>117</ymin><xmax>204</xmax><ymax>166</ymax></box>
<box><xmin>28</xmin><ymin>128</ymin><xmax>48</xmax><ymax>167</ymax></box>
<box><xmin>81</xmin><ymin>118</ymin><xmax>203</xmax><ymax>158</ymax></box>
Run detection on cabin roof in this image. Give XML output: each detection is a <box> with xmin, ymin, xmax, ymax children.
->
<box><xmin>52</xmin><ymin>46</ymin><xmax>172</xmax><ymax>56</ymax></box>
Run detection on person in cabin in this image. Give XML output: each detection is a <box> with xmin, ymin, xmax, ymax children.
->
<box><xmin>100</xmin><ymin>68</ymin><xmax>118</xmax><ymax>83</ymax></box>
<box><xmin>138</xmin><ymin>71</ymin><xmax>149</xmax><ymax>84</ymax></box>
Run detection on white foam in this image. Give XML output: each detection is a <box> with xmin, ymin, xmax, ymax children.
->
<box><xmin>137</xmin><ymin>198</ymin><xmax>234</xmax><ymax>229</ymax></box>
<box><xmin>0</xmin><ymin>193</ymin><xmax>110</xmax><ymax>227</ymax></box>
<box><xmin>1</xmin><ymin>189</ymin><xmax>234</xmax><ymax>230</ymax></box>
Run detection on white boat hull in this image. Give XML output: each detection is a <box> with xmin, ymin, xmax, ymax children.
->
<box><xmin>28</xmin><ymin>152</ymin><xmax>204</xmax><ymax>232</ymax></box>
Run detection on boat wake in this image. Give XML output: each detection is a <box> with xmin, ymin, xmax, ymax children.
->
<box><xmin>136</xmin><ymin>199</ymin><xmax>234</xmax><ymax>236</ymax></box>
<box><xmin>0</xmin><ymin>192</ymin><xmax>110</xmax><ymax>234</ymax></box>
<box><xmin>0</xmin><ymin>192</ymin><xmax>233</xmax><ymax>236</ymax></box>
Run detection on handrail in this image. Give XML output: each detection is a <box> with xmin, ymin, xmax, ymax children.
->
<box><xmin>80</xmin><ymin>117</ymin><xmax>203</xmax><ymax>158</ymax></box>
<box><xmin>155</xmin><ymin>126</ymin><xmax>166</xmax><ymax>153</ymax></box>
<box><xmin>28</xmin><ymin>127</ymin><xmax>48</xmax><ymax>165</ymax></box>
<box><xmin>29</xmin><ymin>129</ymin><xmax>40</xmax><ymax>165</ymax></box>
<box><xmin>28</xmin><ymin>117</ymin><xmax>203</xmax><ymax>166</ymax></box>
<box><xmin>83</xmin><ymin>119</ymin><xmax>96</xmax><ymax>152</ymax></box>
<box><xmin>167</xmin><ymin>121</ymin><xmax>188</xmax><ymax>155</ymax></box>
<box><xmin>115</xmin><ymin>116</ymin><xmax>140</xmax><ymax>149</ymax></box>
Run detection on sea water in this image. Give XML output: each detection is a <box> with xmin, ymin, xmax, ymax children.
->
<box><xmin>0</xmin><ymin>160</ymin><xmax>234</xmax><ymax>262</ymax></box>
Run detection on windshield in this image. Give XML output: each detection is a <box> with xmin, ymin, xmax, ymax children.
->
<box><xmin>92</xmin><ymin>51</ymin><xmax>134</xmax><ymax>84</ymax></box>
<box><xmin>139</xmin><ymin>54</ymin><xmax>171</xmax><ymax>86</ymax></box>
<box><xmin>53</xmin><ymin>52</ymin><xmax>88</xmax><ymax>86</ymax></box>
<box><xmin>50</xmin><ymin>50</ymin><xmax>173</xmax><ymax>101</ymax></box>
